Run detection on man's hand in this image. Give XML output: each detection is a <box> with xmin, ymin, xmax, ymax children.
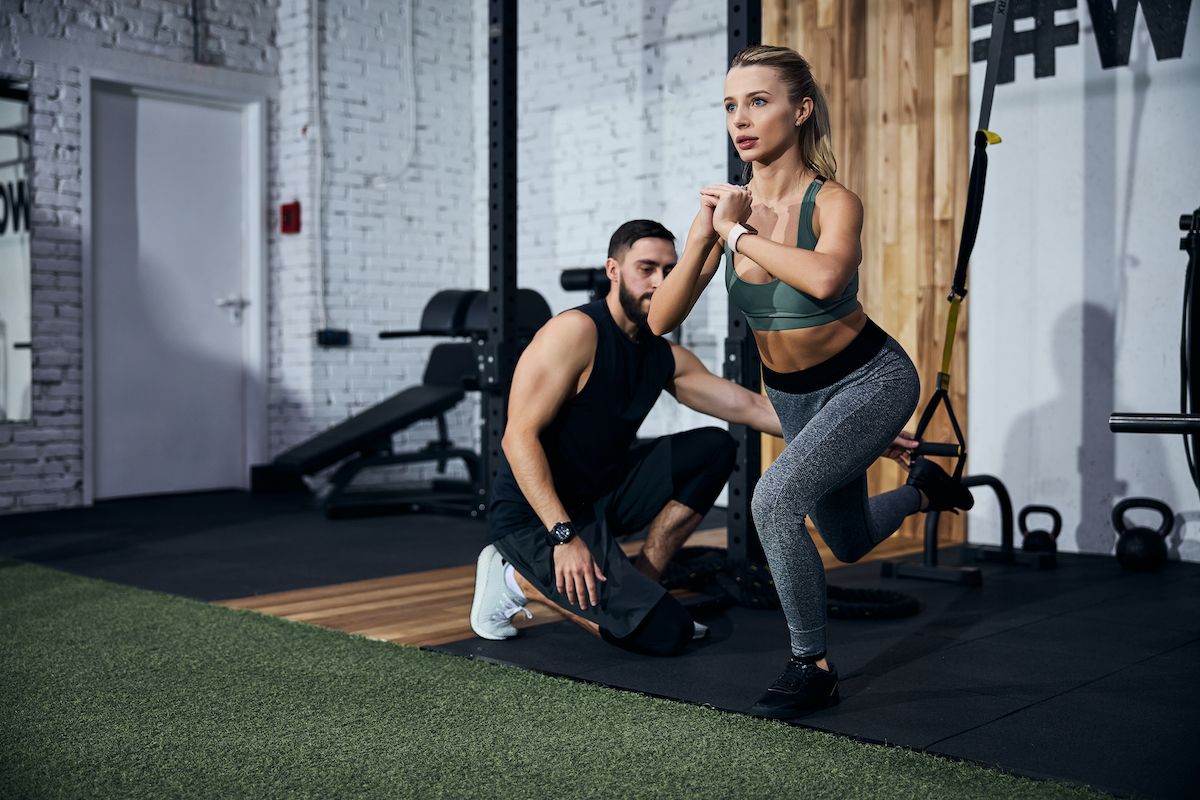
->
<box><xmin>881</xmin><ymin>430</ymin><xmax>920</xmax><ymax>472</ymax></box>
<box><xmin>553</xmin><ymin>538</ymin><xmax>607</xmax><ymax>609</ymax></box>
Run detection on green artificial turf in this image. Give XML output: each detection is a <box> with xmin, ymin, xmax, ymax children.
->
<box><xmin>0</xmin><ymin>560</ymin><xmax>1110</xmax><ymax>800</ymax></box>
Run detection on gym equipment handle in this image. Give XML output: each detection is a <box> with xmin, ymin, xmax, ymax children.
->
<box><xmin>1109</xmin><ymin>413</ymin><xmax>1200</xmax><ymax>434</ymax></box>
<box><xmin>912</xmin><ymin>442</ymin><xmax>963</xmax><ymax>457</ymax></box>
<box><xmin>560</xmin><ymin>268</ymin><xmax>607</xmax><ymax>292</ymax></box>
<box><xmin>1113</xmin><ymin>497</ymin><xmax>1175</xmax><ymax>537</ymax></box>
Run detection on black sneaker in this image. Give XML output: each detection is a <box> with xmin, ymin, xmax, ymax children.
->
<box><xmin>749</xmin><ymin>658</ymin><xmax>840</xmax><ymax>719</ymax></box>
<box><xmin>906</xmin><ymin>457</ymin><xmax>974</xmax><ymax>514</ymax></box>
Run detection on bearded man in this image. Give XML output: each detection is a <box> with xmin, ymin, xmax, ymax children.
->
<box><xmin>470</xmin><ymin>220</ymin><xmax>782</xmax><ymax>656</ymax></box>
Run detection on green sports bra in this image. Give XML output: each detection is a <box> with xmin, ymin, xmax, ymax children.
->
<box><xmin>725</xmin><ymin>177</ymin><xmax>860</xmax><ymax>331</ymax></box>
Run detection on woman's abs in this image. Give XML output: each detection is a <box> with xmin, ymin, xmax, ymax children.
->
<box><xmin>752</xmin><ymin>305</ymin><xmax>867</xmax><ymax>372</ymax></box>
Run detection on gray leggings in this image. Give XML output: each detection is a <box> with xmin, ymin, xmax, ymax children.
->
<box><xmin>752</xmin><ymin>335</ymin><xmax>921</xmax><ymax>659</ymax></box>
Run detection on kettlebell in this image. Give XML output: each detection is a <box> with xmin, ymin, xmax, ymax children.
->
<box><xmin>1019</xmin><ymin>505</ymin><xmax>1061</xmax><ymax>553</ymax></box>
<box><xmin>1112</xmin><ymin>498</ymin><xmax>1174</xmax><ymax>572</ymax></box>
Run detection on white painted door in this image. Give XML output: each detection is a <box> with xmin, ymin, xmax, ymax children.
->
<box><xmin>92</xmin><ymin>86</ymin><xmax>250</xmax><ymax>499</ymax></box>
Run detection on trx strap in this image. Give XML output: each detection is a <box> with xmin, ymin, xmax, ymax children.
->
<box><xmin>912</xmin><ymin>0</ymin><xmax>1009</xmax><ymax>479</ymax></box>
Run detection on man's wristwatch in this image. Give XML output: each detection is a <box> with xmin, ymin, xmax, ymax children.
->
<box><xmin>728</xmin><ymin>222</ymin><xmax>758</xmax><ymax>254</ymax></box>
<box><xmin>545</xmin><ymin>521</ymin><xmax>577</xmax><ymax>547</ymax></box>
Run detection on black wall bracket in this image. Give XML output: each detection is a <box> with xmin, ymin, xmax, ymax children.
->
<box><xmin>725</xmin><ymin>0</ymin><xmax>764</xmax><ymax>563</ymax></box>
<box><xmin>481</xmin><ymin>0</ymin><xmax>520</xmax><ymax>514</ymax></box>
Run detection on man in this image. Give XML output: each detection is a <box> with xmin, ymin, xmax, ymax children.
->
<box><xmin>470</xmin><ymin>220</ymin><xmax>782</xmax><ymax>657</ymax></box>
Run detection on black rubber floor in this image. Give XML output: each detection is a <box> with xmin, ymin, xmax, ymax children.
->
<box><xmin>2</xmin><ymin>490</ymin><xmax>1196</xmax><ymax>798</ymax></box>
<box><xmin>435</xmin><ymin>549</ymin><xmax>1200</xmax><ymax>800</ymax></box>
<box><xmin>0</xmin><ymin>490</ymin><xmax>497</xmax><ymax>601</ymax></box>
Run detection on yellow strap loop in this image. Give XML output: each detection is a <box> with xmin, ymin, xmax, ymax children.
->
<box><xmin>981</xmin><ymin>130</ymin><xmax>1002</xmax><ymax>145</ymax></box>
<box><xmin>940</xmin><ymin>296</ymin><xmax>962</xmax><ymax>376</ymax></box>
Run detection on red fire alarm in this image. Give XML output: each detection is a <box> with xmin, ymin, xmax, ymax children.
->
<box><xmin>281</xmin><ymin>201</ymin><xmax>301</xmax><ymax>234</ymax></box>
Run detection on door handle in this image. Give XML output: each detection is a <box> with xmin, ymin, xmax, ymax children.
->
<box><xmin>215</xmin><ymin>296</ymin><xmax>250</xmax><ymax>325</ymax></box>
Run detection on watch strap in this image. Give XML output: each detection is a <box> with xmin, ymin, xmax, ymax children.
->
<box><xmin>729</xmin><ymin>222</ymin><xmax>757</xmax><ymax>254</ymax></box>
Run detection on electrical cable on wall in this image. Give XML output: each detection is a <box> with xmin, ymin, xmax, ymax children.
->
<box><xmin>366</xmin><ymin>0</ymin><xmax>417</xmax><ymax>189</ymax></box>
<box><xmin>192</xmin><ymin>0</ymin><xmax>201</xmax><ymax>63</ymax></box>
<box><xmin>311</xmin><ymin>0</ymin><xmax>416</xmax><ymax>339</ymax></box>
<box><xmin>398</xmin><ymin>0</ymin><xmax>417</xmax><ymax>183</ymax></box>
<box><xmin>312</xmin><ymin>0</ymin><xmax>329</xmax><ymax>330</ymax></box>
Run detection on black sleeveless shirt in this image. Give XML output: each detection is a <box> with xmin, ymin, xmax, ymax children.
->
<box><xmin>489</xmin><ymin>300</ymin><xmax>676</xmax><ymax>538</ymax></box>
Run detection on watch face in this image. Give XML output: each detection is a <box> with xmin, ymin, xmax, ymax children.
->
<box><xmin>549</xmin><ymin>522</ymin><xmax>575</xmax><ymax>544</ymax></box>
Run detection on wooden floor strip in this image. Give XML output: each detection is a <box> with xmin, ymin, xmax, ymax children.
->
<box><xmin>217</xmin><ymin>528</ymin><xmax>924</xmax><ymax>648</ymax></box>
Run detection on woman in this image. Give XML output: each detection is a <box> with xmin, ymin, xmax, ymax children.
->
<box><xmin>647</xmin><ymin>45</ymin><xmax>973</xmax><ymax>719</ymax></box>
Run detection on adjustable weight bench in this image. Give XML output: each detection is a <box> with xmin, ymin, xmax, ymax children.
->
<box><xmin>278</xmin><ymin>342</ymin><xmax>483</xmax><ymax>518</ymax></box>
<box><xmin>253</xmin><ymin>288</ymin><xmax>551</xmax><ymax>519</ymax></box>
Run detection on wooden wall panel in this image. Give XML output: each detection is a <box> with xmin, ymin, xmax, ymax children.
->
<box><xmin>759</xmin><ymin>0</ymin><xmax>970</xmax><ymax>542</ymax></box>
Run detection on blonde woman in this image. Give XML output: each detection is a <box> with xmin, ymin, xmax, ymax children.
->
<box><xmin>648</xmin><ymin>45</ymin><xmax>972</xmax><ymax>718</ymax></box>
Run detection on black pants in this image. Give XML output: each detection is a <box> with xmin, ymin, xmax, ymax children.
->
<box><xmin>494</xmin><ymin>427</ymin><xmax>735</xmax><ymax>655</ymax></box>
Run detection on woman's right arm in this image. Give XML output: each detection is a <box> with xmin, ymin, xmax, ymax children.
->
<box><xmin>647</xmin><ymin>200</ymin><xmax>725</xmax><ymax>336</ymax></box>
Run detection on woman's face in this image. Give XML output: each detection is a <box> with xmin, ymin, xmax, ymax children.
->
<box><xmin>724</xmin><ymin>65</ymin><xmax>808</xmax><ymax>163</ymax></box>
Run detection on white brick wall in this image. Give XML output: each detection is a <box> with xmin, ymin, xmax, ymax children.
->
<box><xmin>474</xmin><ymin>0</ymin><xmax>729</xmax><ymax>441</ymax></box>
<box><xmin>0</xmin><ymin>52</ymin><xmax>83</xmax><ymax>511</ymax></box>
<box><xmin>1</xmin><ymin>0</ymin><xmax>728</xmax><ymax>512</ymax></box>
<box><xmin>0</xmin><ymin>0</ymin><xmax>279</xmax><ymax>513</ymax></box>
<box><xmin>6</xmin><ymin>0</ymin><xmax>277</xmax><ymax>73</ymax></box>
<box><xmin>268</xmin><ymin>0</ymin><xmax>478</xmax><ymax>487</ymax></box>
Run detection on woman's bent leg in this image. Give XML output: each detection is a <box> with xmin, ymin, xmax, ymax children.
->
<box><xmin>754</xmin><ymin>340</ymin><xmax>920</xmax><ymax>659</ymax></box>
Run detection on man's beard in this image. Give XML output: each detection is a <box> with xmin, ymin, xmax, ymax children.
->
<box><xmin>618</xmin><ymin>280</ymin><xmax>652</xmax><ymax>333</ymax></box>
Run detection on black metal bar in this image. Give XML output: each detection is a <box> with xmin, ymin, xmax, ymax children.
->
<box><xmin>726</xmin><ymin>0</ymin><xmax>761</xmax><ymax>184</ymax></box>
<box><xmin>879</xmin><ymin>502</ymin><xmax>983</xmax><ymax>586</ymax></box>
<box><xmin>879</xmin><ymin>560</ymin><xmax>983</xmax><ymax>586</ymax></box>
<box><xmin>923</xmin><ymin>511</ymin><xmax>940</xmax><ymax>566</ymax></box>
<box><xmin>724</xmin><ymin>0</ymin><xmax>763</xmax><ymax>563</ymax></box>
<box><xmin>1110</xmin><ymin>413</ymin><xmax>1200</xmax><ymax>434</ymax></box>
<box><xmin>480</xmin><ymin>0</ymin><xmax>519</xmax><ymax>515</ymax></box>
<box><xmin>960</xmin><ymin>474</ymin><xmax>1013</xmax><ymax>553</ymax></box>
<box><xmin>956</xmin><ymin>474</ymin><xmax>1056</xmax><ymax>569</ymax></box>
<box><xmin>379</xmin><ymin>331</ymin><xmax>451</xmax><ymax>339</ymax></box>
<box><xmin>1184</xmin><ymin>210</ymin><xmax>1200</xmax><ymax>469</ymax></box>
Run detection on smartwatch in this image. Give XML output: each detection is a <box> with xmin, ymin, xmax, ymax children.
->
<box><xmin>728</xmin><ymin>222</ymin><xmax>758</xmax><ymax>254</ymax></box>
<box><xmin>545</xmin><ymin>521</ymin><xmax>577</xmax><ymax>547</ymax></box>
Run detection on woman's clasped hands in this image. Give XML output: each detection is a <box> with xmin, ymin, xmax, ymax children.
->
<box><xmin>699</xmin><ymin>183</ymin><xmax>753</xmax><ymax>240</ymax></box>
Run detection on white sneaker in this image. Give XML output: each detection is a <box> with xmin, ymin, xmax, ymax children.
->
<box><xmin>469</xmin><ymin>544</ymin><xmax>531</xmax><ymax>640</ymax></box>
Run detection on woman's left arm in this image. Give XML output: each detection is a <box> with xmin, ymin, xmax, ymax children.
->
<box><xmin>711</xmin><ymin>183</ymin><xmax>863</xmax><ymax>301</ymax></box>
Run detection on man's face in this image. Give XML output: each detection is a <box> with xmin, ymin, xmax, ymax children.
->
<box><xmin>608</xmin><ymin>237</ymin><xmax>678</xmax><ymax>330</ymax></box>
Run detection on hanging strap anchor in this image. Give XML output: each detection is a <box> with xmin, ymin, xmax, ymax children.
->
<box><xmin>912</xmin><ymin>0</ymin><xmax>1009</xmax><ymax>480</ymax></box>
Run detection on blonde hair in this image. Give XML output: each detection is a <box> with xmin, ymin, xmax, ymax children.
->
<box><xmin>730</xmin><ymin>45</ymin><xmax>837</xmax><ymax>181</ymax></box>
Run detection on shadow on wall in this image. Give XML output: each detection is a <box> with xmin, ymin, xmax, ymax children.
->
<box><xmin>1174</xmin><ymin>512</ymin><xmax>1200</xmax><ymax>562</ymax></box>
<box><xmin>92</xmin><ymin>250</ymin><xmax>288</xmax><ymax>500</ymax></box>
<box><xmin>999</xmin><ymin>303</ymin><xmax>1190</xmax><ymax>557</ymax></box>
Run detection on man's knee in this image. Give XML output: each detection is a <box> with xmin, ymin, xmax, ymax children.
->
<box><xmin>600</xmin><ymin>594</ymin><xmax>692</xmax><ymax>657</ymax></box>
<box><xmin>695</xmin><ymin>427</ymin><xmax>736</xmax><ymax>477</ymax></box>
<box><xmin>672</xmin><ymin>428</ymin><xmax>738</xmax><ymax>514</ymax></box>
